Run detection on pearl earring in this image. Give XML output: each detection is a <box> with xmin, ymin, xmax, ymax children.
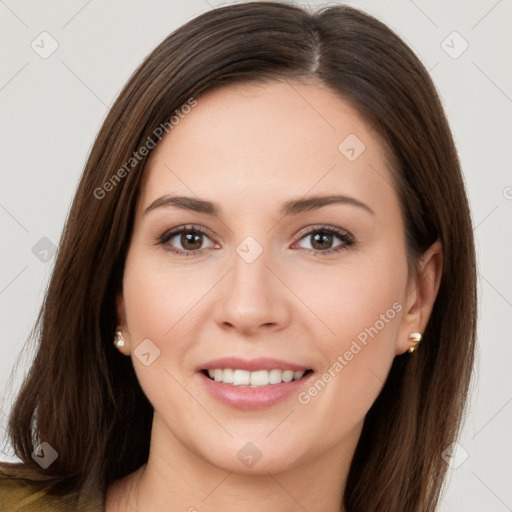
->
<box><xmin>114</xmin><ymin>330</ymin><xmax>125</xmax><ymax>350</ymax></box>
<box><xmin>407</xmin><ymin>332</ymin><xmax>422</xmax><ymax>353</ymax></box>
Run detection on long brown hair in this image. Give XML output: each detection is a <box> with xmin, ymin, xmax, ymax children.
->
<box><xmin>2</xmin><ymin>2</ymin><xmax>476</xmax><ymax>510</ymax></box>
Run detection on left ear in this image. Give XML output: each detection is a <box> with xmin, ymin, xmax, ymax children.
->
<box><xmin>396</xmin><ymin>239</ymin><xmax>443</xmax><ymax>355</ymax></box>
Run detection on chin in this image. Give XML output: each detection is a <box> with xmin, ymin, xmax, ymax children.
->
<box><xmin>208</xmin><ymin>445</ymin><xmax>305</xmax><ymax>476</ymax></box>
<box><xmin>189</xmin><ymin>428</ymin><xmax>311</xmax><ymax>476</ymax></box>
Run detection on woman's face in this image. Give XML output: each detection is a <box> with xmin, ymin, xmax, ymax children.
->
<box><xmin>116</xmin><ymin>79</ymin><xmax>422</xmax><ymax>475</ymax></box>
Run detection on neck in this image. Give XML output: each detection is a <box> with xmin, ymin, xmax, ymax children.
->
<box><xmin>105</xmin><ymin>414</ymin><xmax>361</xmax><ymax>512</ymax></box>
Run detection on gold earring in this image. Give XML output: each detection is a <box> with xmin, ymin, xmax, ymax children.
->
<box><xmin>114</xmin><ymin>330</ymin><xmax>125</xmax><ymax>350</ymax></box>
<box><xmin>407</xmin><ymin>332</ymin><xmax>422</xmax><ymax>353</ymax></box>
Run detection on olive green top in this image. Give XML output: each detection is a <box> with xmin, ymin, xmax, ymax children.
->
<box><xmin>0</xmin><ymin>462</ymin><xmax>104</xmax><ymax>511</ymax></box>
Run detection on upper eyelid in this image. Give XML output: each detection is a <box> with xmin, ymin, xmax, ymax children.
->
<box><xmin>162</xmin><ymin>223</ymin><xmax>216</xmax><ymax>240</ymax></box>
<box><xmin>294</xmin><ymin>224</ymin><xmax>351</xmax><ymax>239</ymax></box>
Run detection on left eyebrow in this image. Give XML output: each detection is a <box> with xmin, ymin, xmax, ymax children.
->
<box><xmin>143</xmin><ymin>194</ymin><xmax>375</xmax><ymax>217</ymax></box>
<box><xmin>281</xmin><ymin>194</ymin><xmax>374</xmax><ymax>216</ymax></box>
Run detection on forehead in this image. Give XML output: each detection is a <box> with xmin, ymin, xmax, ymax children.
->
<box><xmin>138</xmin><ymin>79</ymin><xmax>396</xmax><ymax>216</ymax></box>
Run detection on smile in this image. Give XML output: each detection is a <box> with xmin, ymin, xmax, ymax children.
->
<box><xmin>202</xmin><ymin>368</ymin><xmax>312</xmax><ymax>387</ymax></box>
<box><xmin>197</xmin><ymin>357</ymin><xmax>314</xmax><ymax>409</ymax></box>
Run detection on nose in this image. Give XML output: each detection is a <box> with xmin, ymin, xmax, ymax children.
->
<box><xmin>214</xmin><ymin>243</ymin><xmax>291</xmax><ymax>336</ymax></box>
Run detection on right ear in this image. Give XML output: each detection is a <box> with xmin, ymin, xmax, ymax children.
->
<box><xmin>115</xmin><ymin>292</ymin><xmax>131</xmax><ymax>355</ymax></box>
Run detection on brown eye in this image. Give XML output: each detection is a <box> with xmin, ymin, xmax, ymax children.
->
<box><xmin>159</xmin><ymin>226</ymin><xmax>216</xmax><ymax>255</ymax></box>
<box><xmin>310</xmin><ymin>232</ymin><xmax>335</xmax><ymax>250</ymax></box>
<box><xmin>294</xmin><ymin>226</ymin><xmax>354</xmax><ymax>255</ymax></box>
<box><xmin>179</xmin><ymin>231</ymin><xmax>203</xmax><ymax>251</ymax></box>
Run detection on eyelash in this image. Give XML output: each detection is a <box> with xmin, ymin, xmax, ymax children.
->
<box><xmin>156</xmin><ymin>224</ymin><xmax>355</xmax><ymax>257</ymax></box>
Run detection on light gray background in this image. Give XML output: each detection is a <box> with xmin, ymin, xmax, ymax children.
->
<box><xmin>1</xmin><ymin>1</ymin><xmax>511</xmax><ymax>510</ymax></box>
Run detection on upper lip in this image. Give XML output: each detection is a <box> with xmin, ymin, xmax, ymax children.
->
<box><xmin>197</xmin><ymin>357</ymin><xmax>311</xmax><ymax>373</ymax></box>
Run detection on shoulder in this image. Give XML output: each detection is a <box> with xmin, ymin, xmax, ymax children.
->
<box><xmin>0</xmin><ymin>462</ymin><xmax>50</xmax><ymax>509</ymax></box>
<box><xmin>0</xmin><ymin>461</ymin><xmax>103</xmax><ymax>512</ymax></box>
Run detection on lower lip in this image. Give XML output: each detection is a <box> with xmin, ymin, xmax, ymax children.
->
<box><xmin>198</xmin><ymin>372</ymin><xmax>314</xmax><ymax>410</ymax></box>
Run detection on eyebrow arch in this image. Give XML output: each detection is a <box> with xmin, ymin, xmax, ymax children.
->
<box><xmin>144</xmin><ymin>194</ymin><xmax>375</xmax><ymax>217</ymax></box>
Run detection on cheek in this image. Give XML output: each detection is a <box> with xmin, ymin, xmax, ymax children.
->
<box><xmin>305</xmin><ymin>248</ymin><xmax>406</xmax><ymax>352</ymax></box>
<box><xmin>122</xmin><ymin>250</ymin><xmax>211</xmax><ymax>343</ymax></box>
<box><xmin>120</xmin><ymin>247</ymin><xmax>227</xmax><ymax>400</ymax></box>
<box><xmin>295</xmin><ymin>249</ymin><xmax>406</xmax><ymax>419</ymax></box>
<box><xmin>120</xmin><ymin>257</ymin><xmax>202</xmax><ymax>420</ymax></box>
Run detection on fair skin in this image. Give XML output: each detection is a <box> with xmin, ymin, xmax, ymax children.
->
<box><xmin>105</xmin><ymin>79</ymin><xmax>442</xmax><ymax>512</ymax></box>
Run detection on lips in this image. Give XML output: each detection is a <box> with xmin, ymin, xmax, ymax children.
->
<box><xmin>196</xmin><ymin>357</ymin><xmax>314</xmax><ymax>409</ymax></box>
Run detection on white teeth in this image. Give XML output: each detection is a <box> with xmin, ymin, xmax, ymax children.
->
<box><xmin>282</xmin><ymin>370</ymin><xmax>294</xmax><ymax>383</ymax></box>
<box><xmin>250</xmin><ymin>370</ymin><xmax>269</xmax><ymax>386</ymax></box>
<box><xmin>204</xmin><ymin>368</ymin><xmax>308</xmax><ymax>387</ymax></box>
<box><xmin>233</xmin><ymin>369</ymin><xmax>250</xmax><ymax>386</ymax></box>
<box><xmin>222</xmin><ymin>368</ymin><xmax>234</xmax><ymax>384</ymax></box>
<box><xmin>268</xmin><ymin>369</ymin><xmax>282</xmax><ymax>384</ymax></box>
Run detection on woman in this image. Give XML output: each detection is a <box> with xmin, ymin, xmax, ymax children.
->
<box><xmin>0</xmin><ymin>2</ymin><xmax>476</xmax><ymax>511</ymax></box>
